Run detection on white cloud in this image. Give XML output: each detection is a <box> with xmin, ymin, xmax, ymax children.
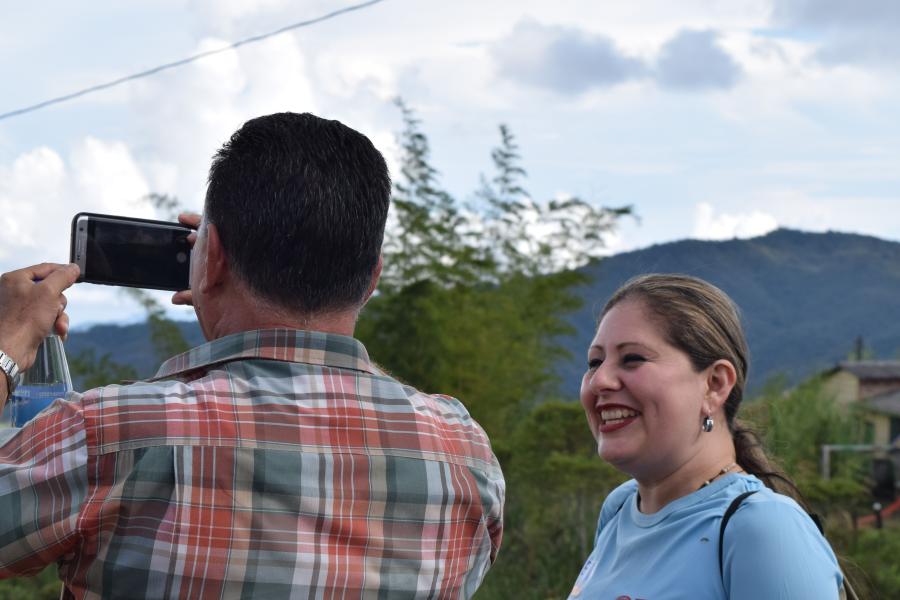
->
<box><xmin>127</xmin><ymin>34</ymin><xmax>321</xmax><ymax>207</ymax></box>
<box><xmin>0</xmin><ymin>137</ymin><xmax>174</xmax><ymax>329</ymax></box>
<box><xmin>0</xmin><ymin>138</ymin><xmax>151</xmax><ymax>263</ymax></box>
<box><xmin>692</xmin><ymin>202</ymin><xmax>778</xmax><ymax>239</ymax></box>
<box><xmin>655</xmin><ymin>29</ymin><xmax>742</xmax><ymax>89</ymax></box>
<box><xmin>771</xmin><ymin>0</ymin><xmax>900</xmax><ymax>66</ymax></box>
<box><xmin>0</xmin><ymin>147</ymin><xmax>66</xmax><ymax>253</ymax></box>
<box><xmin>186</xmin><ymin>0</ymin><xmax>332</xmax><ymax>37</ymax></box>
<box><xmin>492</xmin><ymin>19</ymin><xmax>646</xmax><ymax>94</ymax></box>
<box><xmin>71</xmin><ymin>137</ymin><xmax>152</xmax><ymax>215</ymax></box>
<box><xmin>128</xmin><ymin>39</ymin><xmax>249</xmax><ymax>207</ymax></box>
<box><xmin>731</xmin><ymin>189</ymin><xmax>900</xmax><ymax>239</ymax></box>
<box><xmin>491</xmin><ymin>21</ymin><xmax>746</xmax><ymax>94</ymax></box>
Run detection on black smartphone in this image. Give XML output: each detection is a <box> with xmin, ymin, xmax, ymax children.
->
<box><xmin>70</xmin><ymin>212</ymin><xmax>192</xmax><ymax>291</ymax></box>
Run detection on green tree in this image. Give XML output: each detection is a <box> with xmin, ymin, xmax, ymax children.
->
<box><xmin>357</xmin><ymin>101</ymin><xmax>631</xmax><ymax>598</ymax></box>
<box><xmin>382</xmin><ymin>99</ymin><xmax>482</xmax><ymax>289</ymax></box>
<box><xmin>361</xmin><ymin>101</ymin><xmax>629</xmax><ymax>434</ymax></box>
<box><xmin>69</xmin><ymin>348</ymin><xmax>138</xmax><ymax>389</ymax></box>
<box><xmin>742</xmin><ymin>376</ymin><xmax>889</xmax><ymax>599</ymax></box>
<box><xmin>846</xmin><ymin>336</ymin><xmax>875</xmax><ymax>362</ymax></box>
<box><xmin>0</xmin><ymin>566</ymin><xmax>60</xmax><ymax>600</ymax></box>
<box><xmin>742</xmin><ymin>376</ymin><xmax>869</xmax><ymax>517</ymax></box>
<box><xmin>834</xmin><ymin>527</ymin><xmax>900</xmax><ymax>599</ymax></box>
<box><xmin>478</xmin><ymin>402</ymin><xmax>627</xmax><ymax>598</ymax></box>
<box><xmin>476</xmin><ymin>123</ymin><xmax>630</xmax><ymax>277</ymax></box>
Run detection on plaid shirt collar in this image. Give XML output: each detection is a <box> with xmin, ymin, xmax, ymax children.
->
<box><xmin>151</xmin><ymin>328</ymin><xmax>380</xmax><ymax>380</ymax></box>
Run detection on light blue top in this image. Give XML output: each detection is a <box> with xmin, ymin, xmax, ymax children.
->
<box><xmin>568</xmin><ymin>474</ymin><xmax>843</xmax><ymax>599</ymax></box>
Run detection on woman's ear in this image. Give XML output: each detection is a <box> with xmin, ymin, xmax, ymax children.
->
<box><xmin>704</xmin><ymin>359</ymin><xmax>737</xmax><ymax>414</ymax></box>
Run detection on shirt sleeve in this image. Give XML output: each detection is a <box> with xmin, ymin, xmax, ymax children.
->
<box><xmin>723</xmin><ymin>496</ymin><xmax>843</xmax><ymax>600</ymax></box>
<box><xmin>0</xmin><ymin>397</ymin><xmax>88</xmax><ymax>577</ymax></box>
<box><xmin>460</xmin><ymin>459</ymin><xmax>505</xmax><ymax>596</ymax></box>
<box><xmin>597</xmin><ymin>480</ymin><xmax>636</xmax><ymax>539</ymax></box>
<box><xmin>482</xmin><ymin>461</ymin><xmax>505</xmax><ymax>564</ymax></box>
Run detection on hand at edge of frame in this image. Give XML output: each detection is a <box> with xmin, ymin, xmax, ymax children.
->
<box><xmin>0</xmin><ymin>262</ymin><xmax>80</xmax><ymax>371</ymax></box>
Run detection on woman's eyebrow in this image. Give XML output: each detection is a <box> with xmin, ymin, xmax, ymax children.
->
<box><xmin>591</xmin><ymin>341</ymin><xmax>648</xmax><ymax>350</ymax></box>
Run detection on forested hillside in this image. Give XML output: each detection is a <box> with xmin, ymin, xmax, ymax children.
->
<box><xmin>559</xmin><ymin>227</ymin><xmax>900</xmax><ymax>396</ymax></box>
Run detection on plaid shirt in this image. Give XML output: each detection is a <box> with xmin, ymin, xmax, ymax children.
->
<box><xmin>0</xmin><ymin>329</ymin><xmax>504</xmax><ymax>599</ymax></box>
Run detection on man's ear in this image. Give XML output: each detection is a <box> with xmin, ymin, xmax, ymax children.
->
<box><xmin>362</xmin><ymin>254</ymin><xmax>382</xmax><ymax>305</ymax></box>
<box><xmin>704</xmin><ymin>359</ymin><xmax>737</xmax><ymax>415</ymax></box>
<box><xmin>201</xmin><ymin>223</ymin><xmax>227</xmax><ymax>293</ymax></box>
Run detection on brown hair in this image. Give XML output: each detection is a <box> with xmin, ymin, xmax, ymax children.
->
<box><xmin>601</xmin><ymin>273</ymin><xmax>804</xmax><ymax>502</ymax></box>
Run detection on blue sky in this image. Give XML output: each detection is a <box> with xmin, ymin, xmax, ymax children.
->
<box><xmin>2</xmin><ymin>0</ymin><xmax>900</xmax><ymax>326</ymax></box>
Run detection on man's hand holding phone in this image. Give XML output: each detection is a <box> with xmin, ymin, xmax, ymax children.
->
<box><xmin>171</xmin><ymin>212</ymin><xmax>200</xmax><ymax>307</ymax></box>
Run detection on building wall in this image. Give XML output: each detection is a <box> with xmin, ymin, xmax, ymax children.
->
<box><xmin>872</xmin><ymin>415</ymin><xmax>892</xmax><ymax>447</ymax></box>
<box><xmin>823</xmin><ymin>371</ymin><xmax>860</xmax><ymax>408</ymax></box>
<box><xmin>823</xmin><ymin>371</ymin><xmax>900</xmax><ymax>446</ymax></box>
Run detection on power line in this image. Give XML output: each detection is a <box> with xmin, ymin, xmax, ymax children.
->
<box><xmin>0</xmin><ymin>0</ymin><xmax>386</xmax><ymax>122</ymax></box>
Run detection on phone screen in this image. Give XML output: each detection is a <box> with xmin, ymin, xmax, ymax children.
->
<box><xmin>78</xmin><ymin>215</ymin><xmax>191</xmax><ymax>291</ymax></box>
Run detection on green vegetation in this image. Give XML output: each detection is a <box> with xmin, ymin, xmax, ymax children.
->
<box><xmin>480</xmin><ymin>402</ymin><xmax>626</xmax><ymax>595</ymax></box>
<box><xmin>68</xmin><ymin>347</ymin><xmax>137</xmax><ymax>389</ymax></box>
<box><xmin>359</xmin><ymin>99</ymin><xmax>628</xmax><ymax>435</ymax></box>
<box><xmin>745</xmin><ymin>377</ymin><xmax>892</xmax><ymax>600</ymax></box>
<box><xmin>0</xmin><ymin>566</ymin><xmax>59</xmax><ymax>600</ymax></box>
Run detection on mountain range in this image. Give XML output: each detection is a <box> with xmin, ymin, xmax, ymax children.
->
<box><xmin>65</xmin><ymin>228</ymin><xmax>900</xmax><ymax>398</ymax></box>
<box><xmin>557</xmin><ymin>228</ymin><xmax>900</xmax><ymax>397</ymax></box>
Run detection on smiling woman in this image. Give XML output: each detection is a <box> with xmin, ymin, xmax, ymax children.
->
<box><xmin>569</xmin><ymin>274</ymin><xmax>851</xmax><ymax>600</ymax></box>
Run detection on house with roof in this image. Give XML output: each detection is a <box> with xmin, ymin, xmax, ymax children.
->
<box><xmin>823</xmin><ymin>360</ymin><xmax>900</xmax><ymax>447</ymax></box>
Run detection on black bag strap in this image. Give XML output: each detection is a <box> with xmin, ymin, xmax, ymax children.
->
<box><xmin>718</xmin><ymin>492</ymin><xmax>857</xmax><ymax>600</ymax></box>
<box><xmin>808</xmin><ymin>512</ymin><xmax>824</xmax><ymax>534</ymax></box>
<box><xmin>718</xmin><ymin>491</ymin><xmax>758</xmax><ymax>580</ymax></box>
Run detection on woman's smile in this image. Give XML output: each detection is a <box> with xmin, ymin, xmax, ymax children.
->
<box><xmin>596</xmin><ymin>403</ymin><xmax>641</xmax><ymax>433</ymax></box>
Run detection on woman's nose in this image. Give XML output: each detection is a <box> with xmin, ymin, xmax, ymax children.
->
<box><xmin>588</xmin><ymin>362</ymin><xmax>622</xmax><ymax>394</ymax></box>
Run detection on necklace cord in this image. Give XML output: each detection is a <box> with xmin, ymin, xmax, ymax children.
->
<box><xmin>701</xmin><ymin>461</ymin><xmax>738</xmax><ymax>488</ymax></box>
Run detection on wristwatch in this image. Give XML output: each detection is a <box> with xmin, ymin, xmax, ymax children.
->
<box><xmin>0</xmin><ymin>350</ymin><xmax>21</xmax><ymax>395</ymax></box>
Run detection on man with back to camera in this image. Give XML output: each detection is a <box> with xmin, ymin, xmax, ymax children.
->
<box><xmin>0</xmin><ymin>113</ymin><xmax>505</xmax><ymax>598</ymax></box>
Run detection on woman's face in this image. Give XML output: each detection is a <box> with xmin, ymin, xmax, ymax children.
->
<box><xmin>580</xmin><ymin>299</ymin><xmax>710</xmax><ymax>479</ymax></box>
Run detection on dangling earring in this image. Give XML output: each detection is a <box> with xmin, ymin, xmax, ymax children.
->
<box><xmin>702</xmin><ymin>415</ymin><xmax>714</xmax><ymax>433</ymax></box>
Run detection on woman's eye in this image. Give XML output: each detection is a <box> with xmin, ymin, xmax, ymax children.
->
<box><xmin>622</xmin><ymin>354</ymin><xmax>646</xmax><ymax>365</ymax></box>
<box><xmin>587</xmin><ymin>357</ymin><xmax>603</xmax><ymax>370</ymax></box>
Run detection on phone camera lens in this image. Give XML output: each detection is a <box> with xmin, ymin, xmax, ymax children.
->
<box><xmin>176</xmin><ymin>252</ymin><xmax>187</xmax><ymax>263</ymax></box>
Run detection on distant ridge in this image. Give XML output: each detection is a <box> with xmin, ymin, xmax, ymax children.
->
<box><xmin>558</xmin><ymin>228</ymin><xmax>900</xmax><ymax>397</ymax></box>
<box><xmin>64</xmin><ymin>228</ymin><xmax>900</xmax><ymax>399</ymax></box>
<box><xmin>65</xmin><ymin>321</ymin><xmax>204</xmax><ymax>386</ymax></box>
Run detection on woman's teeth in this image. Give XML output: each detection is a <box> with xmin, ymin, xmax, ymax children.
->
<box><xmin>600</xmin><ymin>407</ymin><xmax>638</xmax><ymax>424</ymax></box>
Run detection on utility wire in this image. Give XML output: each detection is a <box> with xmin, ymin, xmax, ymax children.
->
<box><xmin>0</xmin><ymin>0</ymin><xmax>386</xmax><ymax>122</ymax></box>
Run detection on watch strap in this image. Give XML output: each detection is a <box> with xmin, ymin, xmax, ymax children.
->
<box><xmin>0</xmin><ymin>350</ymin><xmax>21</xmax><ymax>394</ymax></box>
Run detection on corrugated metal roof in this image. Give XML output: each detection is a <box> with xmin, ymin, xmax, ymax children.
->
<box><xmin>832</xmin><ymin>361</ymin><xmax>900</xmax><ymax>380</ymax></box>
<box><xmin>864</xmin><ymin>389</ymin><xmax>900</xmax><ymax>417</ymax></box>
